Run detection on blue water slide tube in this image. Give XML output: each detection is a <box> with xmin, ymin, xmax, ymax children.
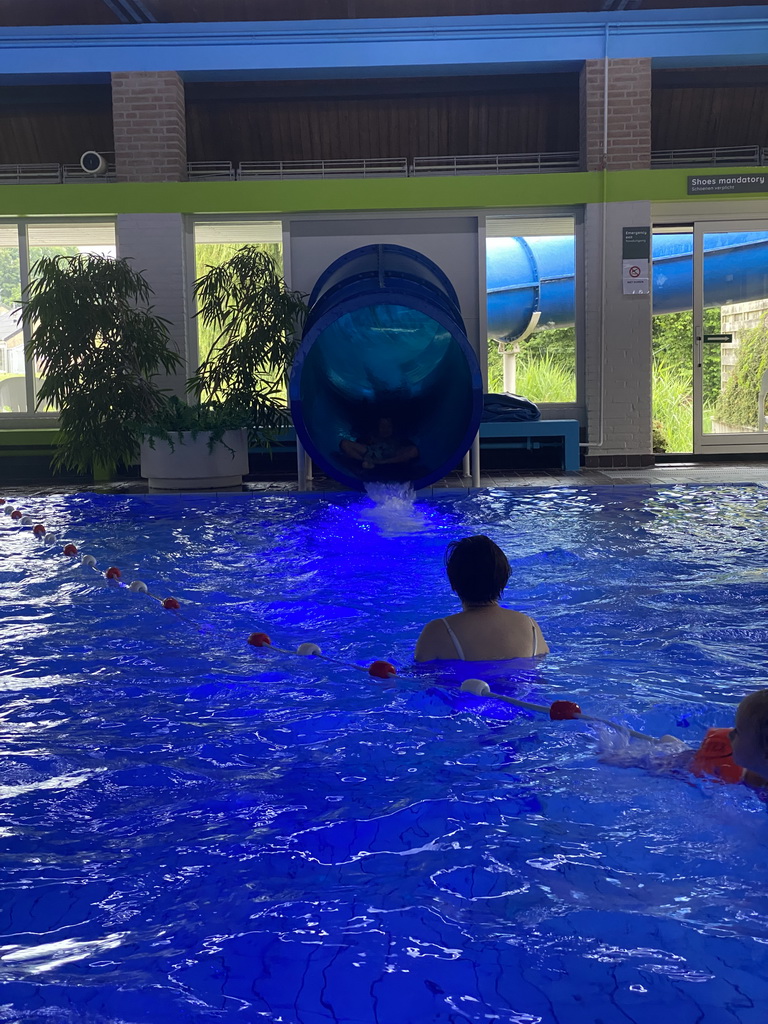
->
<box><xmin>486</xmin><ymin>232</ymin><xmax>768</xmax><ymax>340</ymax></box>
<box><xmin>289</xmin><ymin>244</ymin><xmax>483</xmax><ymax>491</ymax></box>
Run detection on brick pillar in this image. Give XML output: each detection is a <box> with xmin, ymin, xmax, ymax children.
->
<box><xmin>112</xmin><ymin>71</ymin><xmax>187</xmax><ymax>182</ymax></box>
<box><xmin>580</xmin><ymin>58</ymin><xmax>651</xmax><ymax>171</ymax></box>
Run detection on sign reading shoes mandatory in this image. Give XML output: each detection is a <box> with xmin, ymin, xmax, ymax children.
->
<box><xmin>688</xmin><ymin>174</ymin><xmax>768</xmax><ymax>195</ymax></box>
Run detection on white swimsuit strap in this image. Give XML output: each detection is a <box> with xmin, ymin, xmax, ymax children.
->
<box><xmin>442</xmin><ymin>618</ymin><xmax>465</xmax><ymax>660</ymax></box>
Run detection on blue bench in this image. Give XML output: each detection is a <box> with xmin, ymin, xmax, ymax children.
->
<box><xmin>478</xmin><ymin>419</ymin><xmax>581</xmax><ymax>472</ymax></box>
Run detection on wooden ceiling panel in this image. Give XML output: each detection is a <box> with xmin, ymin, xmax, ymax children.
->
<box><xmin>4</xmin><ymin>0</ymin><xmax>768</xmax><ymax>27</ymax></box>
<box><xmin>652</xmin><ymin>84</ymin><xmax>768</xmax><ymax>150</ymax></box>
<box><xmin>186</xmin><ymin>79</ymin><xmax>579</xmax><ymax>163</ymax></box>
<box><xmin>0</xmin><ymin>85</ymin><xmax>113</xmax><ymax>164</ymax></box>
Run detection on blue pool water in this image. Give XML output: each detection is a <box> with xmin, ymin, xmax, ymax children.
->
<box><xmin>1</xmin><ymin>485</ymin><xmax>768</xmax><ymax>1024</ymax></box>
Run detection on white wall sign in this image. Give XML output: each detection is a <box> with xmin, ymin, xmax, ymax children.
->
<box><xmin>622</xmin><ymin>258</ymin><xmax>649</xmax><ymax>294</ymax></box>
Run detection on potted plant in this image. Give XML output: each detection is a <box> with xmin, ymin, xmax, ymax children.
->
<box><xmin>21</xmin><ymin>254</ymin><xmax>182</xmax><ymax>481</ymax></box>
<box><xmin>139</xmin><ymin>246</ymin><xmax>307</xmax><ymax>490</ymax></box>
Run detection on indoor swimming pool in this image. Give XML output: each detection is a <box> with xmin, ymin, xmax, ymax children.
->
<box><xmin>1</xmin><ymin>484</ymin><xmax>767</xmax><ymax>1024</ymax></box>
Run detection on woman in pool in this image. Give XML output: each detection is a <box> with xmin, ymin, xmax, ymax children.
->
<box><xmin>414</xmin><ymin>534</ymin><xmax>549</xmax><ymax>662</ymax></box>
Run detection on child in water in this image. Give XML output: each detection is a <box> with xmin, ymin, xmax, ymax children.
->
<box><xmin>680</xmin><ymin>688</ymin><xmax>768</xmax><ymax>789</ymax></box>
<box><xmin>609</xmin><ymin>688</ymin><xmax>768</xmax><ymax>792</ymax></box>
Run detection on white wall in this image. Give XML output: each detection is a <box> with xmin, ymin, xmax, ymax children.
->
<box><xmin>116</xmin><ymin>213</ymin><xmax>194</xmax><ymax>398</ymax></box>
<box><xmin>583</xmin><ymin>201</ymin><xmax>653</xmax><ymax>457</ymax></box>
<box><xmin>287</xmin><ymin>216</ymin><xmax>481</xmax><ymax>359</ymax></box>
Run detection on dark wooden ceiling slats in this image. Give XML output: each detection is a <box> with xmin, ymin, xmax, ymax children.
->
<box><xmin>650</xmin><ymin>68</ymin><xmax>768</xmax><ymax>152</ymax></box>
<box><xmin>185</xmin><ymin>79</ymin><xmax>580</xmax><ymax>163</ymax></box>
<box><xmin>0</xmin><ymin>69</ymin><xmax>765</xmax><ymax>165</ymax></box>
<box><xmin>5</xmin><ymin>0</ymin><xmax>768</xmax><ymax>26</ymax></box>
<box><xmin>0</xmin><ymin>86</ymin><xmax>113</xmax><ymax>164</ymax></box>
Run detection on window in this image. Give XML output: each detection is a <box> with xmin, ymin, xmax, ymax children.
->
<box><xmin>193</xmin><ymin>220</ymin><xmax>283</xmax><ymax>365</ymax></box>
<box><xmin>0</xmin><ymin>220</ymin><xmax>116</xmax><ymax>417</ymax></box>
<box><xmin>486</xmin><ymin>216</ymin><xmax>577</xmax><ymax>403</ymax></box>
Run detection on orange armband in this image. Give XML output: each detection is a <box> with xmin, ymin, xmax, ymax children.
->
<box><xmin>690</xmin><ymin>727</ymin><xmax>745</xmax><ymax>785</ymax></box>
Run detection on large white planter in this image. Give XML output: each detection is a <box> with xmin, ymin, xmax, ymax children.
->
<box><xmin>140</xmin><ymin>429</ymin><xmax>249</xmax><ymax>490</ymax></box>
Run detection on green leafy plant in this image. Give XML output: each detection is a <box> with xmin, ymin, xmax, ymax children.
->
<box><xmin>194</xmin><ymin>242</ymin><xmax>282</xmax><ymax>363</ymax></box>
<box><xmin>652</xmin><ymin>357</ymin><xmax>693</xmax><ymax>454</ymax></box>
<box><xmin>21</xmin><ymin>254</ymin><xmax>181</xmax><ymax>477</ymax></box>
<box><xmin>139</xmin><ymin>395</ymin><xmax>253</xmax><ymax>455</ymax></box>
<box><xmin>714</xmin><ymin>316</ymin><xmax>768</xmax><ymax>430</ymax></box>
<box><xmin>179</xmin><ymin>245</ymin><xmax>308</xmax><ymax>449</ymax></box>
<box><xmin>517</xmin><ymin>352</ymin><xmax>576</xmax><ymax>403</ymax></box>
<box><xmin>487</xmin><ymin>326</ymin><xmax>577</xmax><ymax>401</ymax></box>
<box><xmin>652</xmin><ymin>420</ymin><xmax>669</xmax><ymax>453</ymax></box>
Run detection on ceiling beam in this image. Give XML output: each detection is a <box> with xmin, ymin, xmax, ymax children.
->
<box><xmin>101</xmin><ymin>0</ymin><xmax>156</xmax><ymax>23</ymax></box>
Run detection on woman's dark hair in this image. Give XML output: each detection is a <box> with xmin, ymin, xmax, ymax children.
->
<box><xmin>445</xmin><ymin>535</ymin><xmax>510</xmax><ymax>605</ymax></box>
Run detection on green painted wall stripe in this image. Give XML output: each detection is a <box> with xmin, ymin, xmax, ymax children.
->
<box><xmin>0</xmin><ymin>429</ymin><xmax>59</xmax><ymax>446</ymax></box>
<box><xmin>0</xmin><ymin>168</ymin><xmax>765</xmax><ymax>216</ymax></box>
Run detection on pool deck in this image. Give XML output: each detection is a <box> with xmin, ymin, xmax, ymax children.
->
<box><xmin>7</xmin><ymin>459</ymin><xmax>768</xmax><ymax>497</ymax></box>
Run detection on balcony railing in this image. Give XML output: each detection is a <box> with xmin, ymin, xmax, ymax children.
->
<box><xmin>0</xmin><ymin>163</ymin><xmax>117</xmax><ymax>184</ymax></box>
<box><xmin>187</xmin><ymin>161</ymin><xmax>236</xmax><ymax>181</ymax></box>
<box><xmin>0</xmin><ymin>148</ymin><xmax>766</xmax><ymax>186</ymax></box>
<box><xmin>411</xmin><ymin>151</ymin><xmax>581</xmax><ymax>175</ymax></box>
<box><xmin>237</xmin><ymin>158</ymin><xmax>409</xmax><ymax>180</ymax></box>
<box><xmin>0</xmin><ymin>163</ymin><xmax>62</xmax><ymax>184</ymax></box>
<box><xmin>651</xmin><ymin>145</ymin><xmax>763</xmax><ymax>168</ymax></box>
<box><xmin>62</xmin><ymin>163</ymin><xmax>117</xmax><ymax>183</ymax></box>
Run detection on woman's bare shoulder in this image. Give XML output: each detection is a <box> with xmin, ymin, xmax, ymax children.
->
<box><xmin>414</xmin><ymin>617</ymin><xmax>449</xmax><ymax>661</ymax></box>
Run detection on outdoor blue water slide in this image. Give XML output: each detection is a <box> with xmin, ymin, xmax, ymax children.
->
<box><xmin>289</xmin><ymin>244</ymin><xmax>483</xmax><ymax>490</ymax></box>
<box><xmin>487</xmin><ymin>232</ymin><xmax>768</xmax><ymax>340</ymax></box>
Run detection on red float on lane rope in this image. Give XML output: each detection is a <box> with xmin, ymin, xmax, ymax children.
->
<box><xmin>33</xmin><ymin>524</ymin><xmax>46</xmax><ymax>536</ymax></box>
<box><xmin>248</xmin><ymin>632</ymin><xmax>272</xmax><ymax>647</ymax></box>
<box><xmin>10</xmin><ymin>510</ymin><xmax>21</xmax><ymax>520</ymax></box>
<box><xmin>550</xmin><ymin>700</ymin><xmax>582</xmax><ymax>720</ymax></box>
<box><xmin>369</xmin><ymin>660</ymin><xmax>396</xmax><ymax>679</ymax></box>
<box><xmin>105</xmin><ymin>566</ymin><xmax>121</xmax><ymax>580</ymax></box>
<box><xmin>162</xmin><ymin>597</ymin><xmax>181</xmax><ymax>610</ymax></box>
<box><xmin>63</xmin><ymin>543</ymin><xmax>78</xmax><ymax>556</ymax></box>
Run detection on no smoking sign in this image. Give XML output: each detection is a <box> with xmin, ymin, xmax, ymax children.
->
<box><xmin>622</xmin><ymin>258</ymin><xmax>649</xmax><ymax>294</ymax></box>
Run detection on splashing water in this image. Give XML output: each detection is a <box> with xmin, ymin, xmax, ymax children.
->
<box><xmin>361</xmin><ymin>481</ymin><xmax>427</xmax><ymax>536</ymax></box>
<box><xmin>594</xmin><ymin>723</ymin><xmax>694</xmax><ymax>776</ymax></box>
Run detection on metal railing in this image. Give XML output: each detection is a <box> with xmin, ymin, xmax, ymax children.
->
<box><xmin>237</xmin><ymin>157</ymin><xmax>409</xmax><ymax>180</ymax></box>
<box><xmin>0</xmin><ymin>163</ymin><xmax>62</xmax><ymax>184</ymax></box>
<box><xmin>1</xmin><ymin>147</ymin><xmax>766</xmax><ymax>187</ymax></box>
<box><xmin>62</xmin><ymin>163</ymin><xmax>117</xmax><ymax>183</ymax></box>
<box><xmin>651</xmin><ymin>145</ymin><xmax>763</xmax><ymax>168</ymax></box>
<box><xmin>187</xmin><ymin>161</ymin><xmax>235</xmax><ymax>181</ymax></box>
<box><xmin>411</xmin><ymin>151</ymin><xmax>581</xmax><ymax>176</ymax></box>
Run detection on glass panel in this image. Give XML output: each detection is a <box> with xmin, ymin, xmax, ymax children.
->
<box><xmin>702</xmin><ymin>230</ymin><xmax>768</xmax><ymax>436</ymax></box>
<box><xmin>485</xmin><ymin>222</ymin><xmax>576</xmax><ymax>403</ymax></box>
<box><xmin>25</xmin><ymin>221</ymin><xmax>117</xmax><ymax>414</ymax></box>
<box><xmin>0</xmin><ymin>239</ymin><xmax>25</xmax><ymax>412</ymax></box>
<box><xmin>193</xmin><ymin>220</ymin><xmax>283</xmax><ymax>366</ymax></box>
<box><xmin>651</xmin><ymin>229</ymin><xmax>694</xmax><ymax>454</ymax></box>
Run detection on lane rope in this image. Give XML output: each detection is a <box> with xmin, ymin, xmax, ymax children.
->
<box><xmin>2</xmin><ymin>494</ymin><xmax>655</xmax><ymax>740</ymax></box>
<box><xmin>1</xmin><ymin>496</ymin><xmax>181</xmax><ymax>610</ymax></box>
<box><xmin>246</xmin><ymin>630</ymin><xmax>655</xmax><ymax>739</ymax></box>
